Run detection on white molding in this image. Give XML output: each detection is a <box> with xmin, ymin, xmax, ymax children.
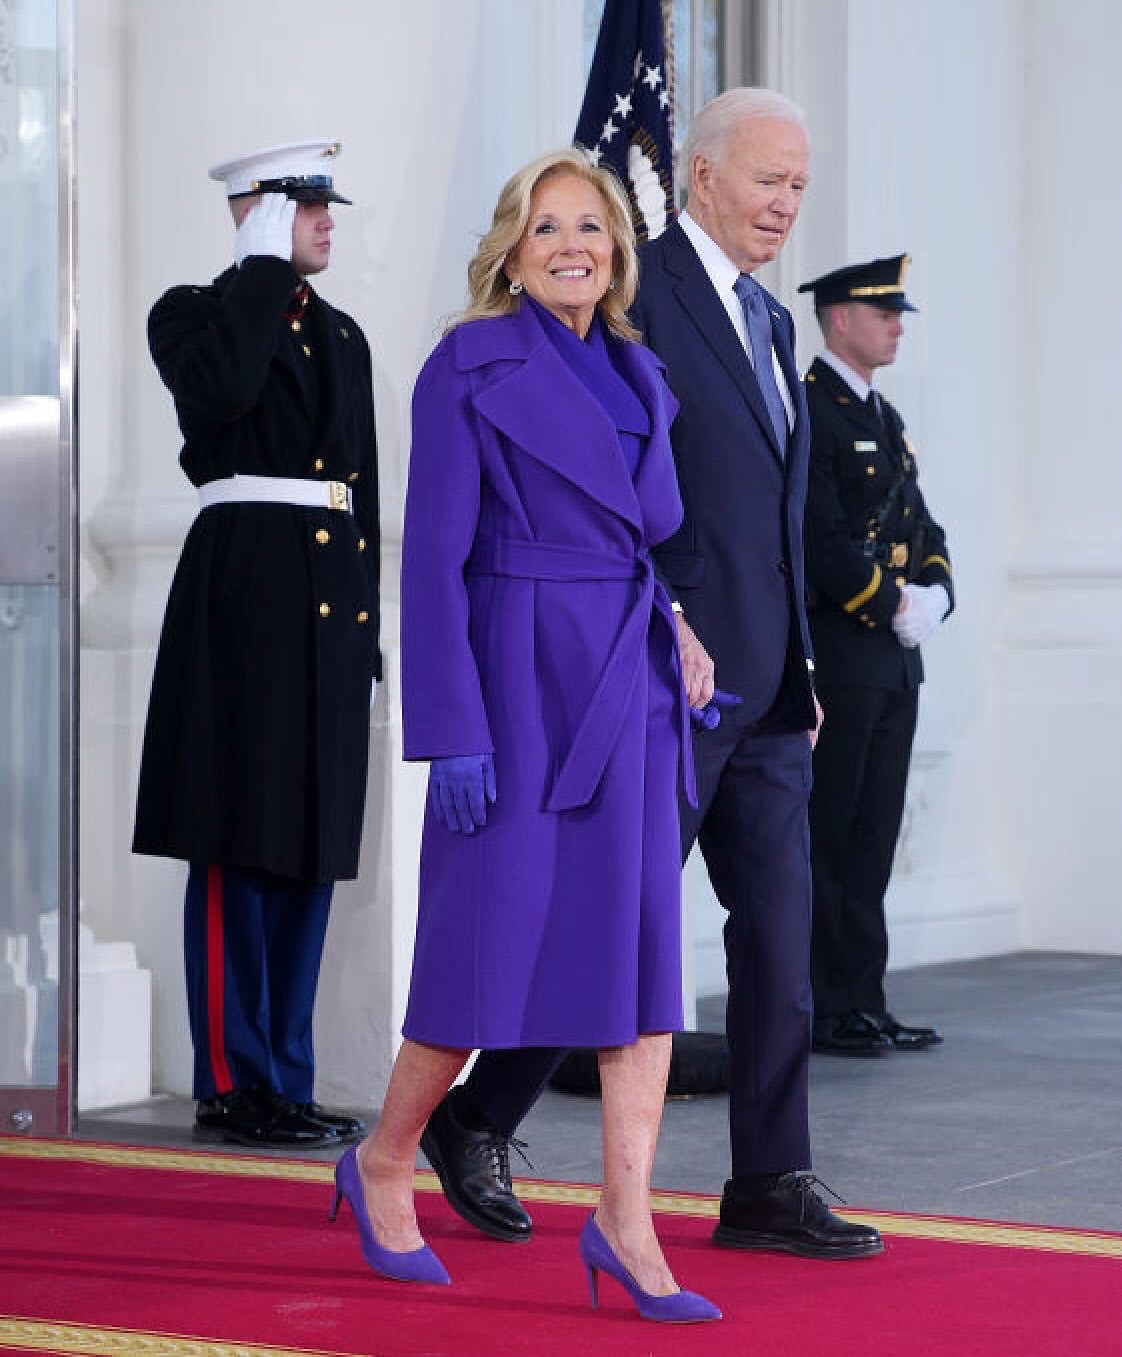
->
<box><xmin>1003</xmin><ymin>543</ymin><xmax>1122</xmax><ymax>650</ymax></box>
<box><xmin>81</xmin><ymin>492</ymin><xmax>194</xmax><ymax>649</ymax></box>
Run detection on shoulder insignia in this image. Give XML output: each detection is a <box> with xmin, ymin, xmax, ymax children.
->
<box><xmin>805</xmin><ymin>370</ymin><xmax>816</xmax><ymax>382</ymax></box>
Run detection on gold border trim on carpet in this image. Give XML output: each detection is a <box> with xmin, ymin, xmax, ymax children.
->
<box><xmin>0</xmin><ymin>1316</ymin><xmax>343</xmax><ymax>1356</ymax></box>
<box><xmin>5</xmin><ymin>1136</ymin><xmax>1120</xmax><ymax>1260</ymax></box>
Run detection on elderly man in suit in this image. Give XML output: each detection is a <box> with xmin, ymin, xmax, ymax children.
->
<box><xmin>419</xmin><ymin>89</ymin><xmax>882</xmax><ymax>1263</ymax></box>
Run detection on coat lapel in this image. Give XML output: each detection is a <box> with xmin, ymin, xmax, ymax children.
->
<box><xmin>663</xmin><ymin>223</ymin><xmax>784</xmax><ymax>463</ymax></box>
<box><xmin>809</xmin><ymin>358</ymin><xmax>877</xmax><ymax>433</ymax></box>
<box><xmin>764</xmin><ymin>285</ymin><xmax>807</xmax><ymax>471</ymax></box>
<box><xmin>610</xmin><ymin>338</ymin><xmax>682</xmax><ymax>544</ymax></box>
<box><xmin>460</xmin><ymin>304</ymin><xmax>642</xmax><ymax>531</ymax></box>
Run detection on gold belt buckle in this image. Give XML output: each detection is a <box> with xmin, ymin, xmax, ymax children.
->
<box><xmin>327</xmin><ymin>480</ymin><xmax>350</xmax><ymax>512</ymax></box>
<box><xmin>889</xmin><ymin>542</ymin><xmax>909</xmax><ymax>569</ymax></box>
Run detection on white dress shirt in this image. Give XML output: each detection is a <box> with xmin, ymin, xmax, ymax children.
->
<box><xmin>817</xmin><ymin>347</ymin><xmax>873</xmax><ymax>403</ymax></box>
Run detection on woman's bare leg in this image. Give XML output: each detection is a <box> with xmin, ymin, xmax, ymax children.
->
<box><xmin>596</xmin><ymin>1031</ymin><xmax>678</xmax><ymax>1296</ymax></box>
<box><xmin>353</xmin><ymin>1039</ymin><xmax>469</xmax><ymax>1251</ymax></box>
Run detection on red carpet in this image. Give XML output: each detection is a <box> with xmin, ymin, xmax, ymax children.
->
<box><xmin>0</xmin><ymin>1139</ymin><xmax>1117</xmax><ymax>1356</ymax></box>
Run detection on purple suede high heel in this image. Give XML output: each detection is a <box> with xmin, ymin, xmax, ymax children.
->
<box><xmin>578</xmin><ymin>1216</ymin><xmax>721</xmax><ymax>1323</ymax></box>
<box><xmin>330</xmin><ymin>1145</ymin><xmax>450</xmax><ymax>1285</ymax></box>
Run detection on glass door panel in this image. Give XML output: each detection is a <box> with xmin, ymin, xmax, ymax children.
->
<box><xmin>0</xmin><ymin>0</ymin><xmax>76</xmax><ymax>1137</ymax></box>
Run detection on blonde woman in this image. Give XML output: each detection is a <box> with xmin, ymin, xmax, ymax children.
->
<box><xmin>331</xmin><ymin>149</ymin><xmax>719</xmax><ymax>1324</ymax></box>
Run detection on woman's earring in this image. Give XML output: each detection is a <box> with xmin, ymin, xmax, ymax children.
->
<box><xmin>508</xmin><ymin>279</ymin><xmax>523</xmax><ymax>296</ymax></box>
<box><xmin>607</xmin><ymin>278</ymin><xmax>616</xmax><ymax>291</ymax></box>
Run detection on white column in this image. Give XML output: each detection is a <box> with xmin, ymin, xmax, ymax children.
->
<box><xmin>994</xmin><ymin>0</ymin><xmax>1122</xmax><ymax>953</ymax></box>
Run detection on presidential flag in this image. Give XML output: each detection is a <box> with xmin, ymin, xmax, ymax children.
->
<box><xmin>574</xmin><ymin>0</ymin><xmax>675</xmax><ymax>244</ymax></box>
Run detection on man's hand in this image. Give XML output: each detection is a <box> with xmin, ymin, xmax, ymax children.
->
<box><xmin>234</xmin><ymin>192</ymin><xmax>297</xmax><ymax>267</ymax></box>
<box><xmin>893</xmin><ymin>583</ymin><xmax>949</xmax><ymax>649</ymax></box>
<box><xmin>427</xmin><ymin>753</ymin><xmax>497</xmax><ymax>834</ymax></box>
<box><xmin>675</xmin><ymin>615</ymin><xmax>715</xmax><ymax>708</ymax></box>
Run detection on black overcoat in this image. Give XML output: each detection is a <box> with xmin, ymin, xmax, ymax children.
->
<box><xmin>132</xmin><ymin>255</ymin><xmax>381</xmax><ymax>883</ymax></box>
<box><xmin>804</xmin><ymin>357</ymin><xmax>952</xmax><ymax>690</ymax></box>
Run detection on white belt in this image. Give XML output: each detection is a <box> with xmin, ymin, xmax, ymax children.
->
<box><xmin>198</xmin><ymin>473</ymin><xmax>353</xmax><ymax>513</ymax></box>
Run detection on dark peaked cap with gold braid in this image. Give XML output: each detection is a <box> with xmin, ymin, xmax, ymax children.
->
<box><xmin>798</xmin><ymin>253</ymin><xmax>918</xmax><ymax>312</ymax></box>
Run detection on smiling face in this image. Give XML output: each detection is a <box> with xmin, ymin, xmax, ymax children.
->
<box><xmin>504</xmin><ymin>172</ymin><xmax>618</xmax><ymax>337</ymax></box>
<box><xmin>689</xmin><ymin>116</ymin><xmax>809</xmax><ymax>274</ymax></box>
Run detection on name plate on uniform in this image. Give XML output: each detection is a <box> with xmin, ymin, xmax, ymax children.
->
<box><xmin>854</xmin><ymin>440</ymin><xmax>878</xmax><ymax>452</ymax></box>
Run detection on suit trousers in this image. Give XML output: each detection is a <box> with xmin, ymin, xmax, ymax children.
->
<box><xmin>685</xmin><ymin>717</ymin><xmax>813</xmax><ymax>1177</ymax></box>
<box><xmin>809</xmin><ymin>684</ymin><xmax>919</xmax><ymax>1020</ymax></box>
<box><xmin>184</xmin><ymin>863</ymin><xmax>333</xmax><ymax>1102</ymax></box>
<box><xmin>459</xmin><ymin>715</ymin><xmax>813</xmax><ymax>1180</ymax></box>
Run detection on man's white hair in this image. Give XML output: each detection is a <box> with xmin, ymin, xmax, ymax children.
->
<box><xmin>682</xmin><ymin>87</ymin><xmax>808</xmax><ymax>175</ymax></box>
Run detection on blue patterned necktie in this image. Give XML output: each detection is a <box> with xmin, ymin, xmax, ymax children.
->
<box><xmin>734</xmin><ymin>273</ymin><xmax>787</xmax><ymax>454</ymax></box>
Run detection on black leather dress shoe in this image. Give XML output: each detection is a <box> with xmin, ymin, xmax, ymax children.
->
<box><xmin>193</xmin><ymin>1088</ymin><xmax>340</xmax><ymax>1148</ymax></box>
<box><xmin>289</xmin><ymin>1101</ymin><xmax>367</xmax><ymax>1140</ymax></box>
<box><xmin>877</xmin><ymin>1013</ymin><xmax>943</xmax><ymax>1050</ymax></box>
<box><xmin>713</xmin><ymin>1173</ymin><xmax>884</xmax><ymax>1259</ymax></box>
<box><xmin>812</xmin><ymin>1010</ymin><xmax>893</xmax><ymax>1057</ymax></box>
<box><xmin>420</xmin><ymin>1091</ymin><xmax>532</xmax><ymax>1242</ymax></box>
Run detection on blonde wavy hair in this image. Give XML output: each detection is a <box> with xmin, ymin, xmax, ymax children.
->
<box><xmin>450</xmin><ymin>148</ymin><xmax>640</xmax><ymax>342</ymax></box>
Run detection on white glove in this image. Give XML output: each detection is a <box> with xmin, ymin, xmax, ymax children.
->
<box><xmin>893</xmin><ymin>583</ymin><xmax>949</xmax><ymax>649</ymax></box>
<box><xmin>234</xmin><ymin>192</ymin><xmax>296</xmax><ymax>267</ymax></box>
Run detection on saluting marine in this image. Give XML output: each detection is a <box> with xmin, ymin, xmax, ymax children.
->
<box><xmin>133</xmin><ymin>140</ymin><xmax>380</xmax><ymax>1146</ymax></box>
<box><xmin>800</xmin><ymin>254</ymin><xmax>953</xmax><ymax>1057</ymax></box>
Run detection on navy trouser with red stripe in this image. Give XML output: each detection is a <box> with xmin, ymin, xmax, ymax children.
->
<box><xmin>184</xmin><ymin>864</ymin><xmax>333</xmax><ymax>1101</ymax></box>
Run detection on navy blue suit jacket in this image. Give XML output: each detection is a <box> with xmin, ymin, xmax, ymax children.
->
<box><xmin>635</xmin><ymin>220</ymin><xmax>816</xmax><ymax>731</ymax></box>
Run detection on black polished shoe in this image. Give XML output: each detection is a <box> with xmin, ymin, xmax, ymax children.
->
<box><xmin>290</xmin><ymin>1101</ymin><xmax>367</xmax><ymax>1140</ymax></box>
<box><xmin>877</xmin><ymin>1013</ymin><xmax>943</xmax><ymax>1050</ymax></box>
<box><xmin>420</xmin><ymin>1091</ymin><xmax>533</xmax><ymax>1243</ymax></box>
<box><xmin>194</xmin><ymin>1088</ymin><xmax>340</xmax><ymax>1148</ymax></box>
<box><xmin>812</xmin><ymin>1010</ymin><xmax>894</xmax><ymax>1057</ymax></box>
<box><xmin>713</xmin><ymin>1173</ymin><xmax>884</xmax><ymax>1260</ymax></box>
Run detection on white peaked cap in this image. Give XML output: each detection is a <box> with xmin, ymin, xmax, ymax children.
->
<box><xmin>207</xmin><ymin>138</ymin><xmax>351</xmax><ymax>203</ymax></box>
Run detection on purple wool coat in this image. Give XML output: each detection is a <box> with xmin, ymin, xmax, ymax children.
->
<box><xmin>400</xmin><ymin>299</ymin><xmax>694</xmax><ymax>1049</ymax></box>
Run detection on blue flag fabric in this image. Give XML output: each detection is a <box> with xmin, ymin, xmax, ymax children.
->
<box><xmin>574</xmin><ymin>0</ymin><xmax>675</xmax><ymax>244</ymax></box>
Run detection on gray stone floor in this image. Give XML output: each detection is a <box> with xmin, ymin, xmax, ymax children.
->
<box><xmin>79</xmin><ymin>951</ymin><xmax>1122</xmax><ymax>1233</ymax></box>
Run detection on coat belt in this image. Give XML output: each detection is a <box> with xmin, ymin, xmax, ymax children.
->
<box><xmin>467</xmin><ymin>536</ymin><xmax>696</xmax><ymax>812</ymax></box>
<box><xmin>198</xmin><ymin>474</ymin><xmax>353</xmax><ymax>513</ymax></box>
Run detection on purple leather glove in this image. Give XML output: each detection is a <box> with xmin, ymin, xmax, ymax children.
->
<box><xmin>689</xmin><ymin>688</ymin><xmax>743</xmax><ymax>731</ymax></box>
<box><xmin>428</xmin><ymin>753</ymin><xmax>497</xmax><ymax>834</ymax></box>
